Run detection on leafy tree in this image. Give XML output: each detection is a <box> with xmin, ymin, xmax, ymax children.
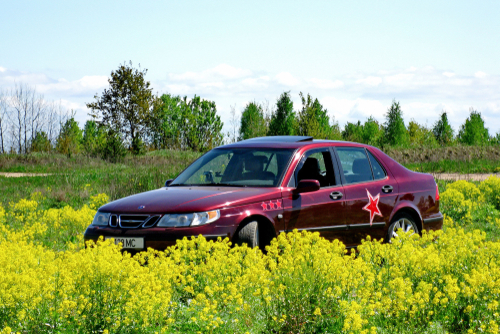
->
<box><xmin>342</xmin><ymin>121</ymin><xmax>364</xmax><ymax>143</ymax></box>
<box><xmin>30</xmin><ymin>131</ymin><xmax>52</xmax><ymax>152</ymax></box>
<box><xmin>362</xmin><ymin>116</ymin><xmax>384</xmax><ymax>146</ymax></box>
<box><xmin>432</xmin><ymin>111</ymin><xmax>454</xmax><ymax>145</ymax></box>
<box><xmin>408</xmin><ymin>120</ymin><xmax>437</xmax><ymax>147</ymax></box>
<box><xmin>491</xmin><ymin>132</ymin><xmax>500</xmax><ymax>145</ymax></box>
<box><xmin>296</xmin><ymin>92</ymin><xmax>331</xmax><ymax>138</ymax></box>
<box><xmin>82</xmin><ymin>120</ymin><xmax>107</xmax><ymax>157</ymax></box>
<box><xmin>458</xmin><ymin>108</ymin><xmax>489</xmax><ymax>145</ymax></box>
<box><xmin>148</xmin><ymin>94</ymin><xmax>183</xmax><ymax>149</ymax></box>
<box><xmin>239</xmin><ymin>101</ymin><xmax>267</xmax><ymax>140</ymax></box>
<box><xmin>87</xmin><ymin>61</ymin><xmax>155</xmax><ymax>155</ymax></box>
<box><xmin>329</xmin><ymin>116</ymin><xmax>343</xmax><ymax>140</ymax></box>
<box><xmin>181</xmin><ymin>95</ymin><xmax>224</xmax><ymax>152</ymax></box>
<box><xmin>100</xmin><ymin>128</ymin><xmax>127</xmax><ymax>163</ymax></box>
<box><xmin>56</xmin><ymin>117</ymin><xmax>83</xmax><ymax>157</ymax></box>
<box><xmin>268</xmin><ymin>91</ymin><xmax>295</xmax><ymax>136</ymax></box>
<box><xmin>383</xmin><ymin>100</ymin><xmax>409</xmax><ymax>147</ymax></box>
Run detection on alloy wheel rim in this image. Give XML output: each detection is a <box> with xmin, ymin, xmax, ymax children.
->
<box><xmin>390</xmin><ymin>218</ymin><xmax>415</xmax><ymax>241</ymax></box>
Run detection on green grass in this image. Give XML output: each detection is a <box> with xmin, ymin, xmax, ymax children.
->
<box><xmin>404</xmin><ymin>159</ymin><xmax>500</xmax><ymax>174</ymax></box>
<box><xmin>0</xmin><ymin>150</ymin><xmax>202</xmax><ymax>209</ymax></box>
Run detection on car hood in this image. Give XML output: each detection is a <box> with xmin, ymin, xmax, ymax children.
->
<box><xmin>99</xmin><ymin>186</ymin><xmax>282</xmax><ymax>214</ymax></box>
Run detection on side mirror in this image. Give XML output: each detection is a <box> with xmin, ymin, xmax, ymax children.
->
<box><xmin>294</xmin><ymin>179</ymin><xmax>320</xmax><ymax>194</ymax></box>
<box><xmin>164</xmin><ymin>179</ymin><xmax>173</xmax><ymax>187</ymax></box>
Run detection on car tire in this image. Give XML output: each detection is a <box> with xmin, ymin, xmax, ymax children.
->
<box><xmin>235</xmin><ymin>221</ymin><xmax>259</xmax><ymax>248</ymax></box>
<box><xmin>387</xmin><ymin>212</ymin><xmax>419</xmax><ymax>243</ymax></box>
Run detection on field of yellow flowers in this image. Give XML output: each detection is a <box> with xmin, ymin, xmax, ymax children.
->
<box><xmin>1</xmin><ymin>178</ymin><xmax>500</xmax><ymax>333</ymax></box>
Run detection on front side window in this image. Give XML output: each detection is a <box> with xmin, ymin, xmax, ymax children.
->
<box><xmin>336</xmin><ymin>147</ymin><xmax>373</xmax><ymax>184</ymax></box>
<box><xmin>289</xmin><ymin>148</ymin><xmax>336</xmax><ymax>188</ymax></box>
<box><xmin>171</xmin><ymin>148</ymin><xmax>295</xmax><ymax>187</ymax></box>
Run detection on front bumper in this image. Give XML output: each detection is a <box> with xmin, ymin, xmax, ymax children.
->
<box><xmin>84</xmin><ymin>224</ymin><xmax>237</xmax><ymax>251</ymax></box>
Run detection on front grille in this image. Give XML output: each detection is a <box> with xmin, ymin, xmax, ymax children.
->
<box><xmin>119</xmin><ymin>215</ymin><xmax>150</xmax><ymax>228</ymax></box>
<box><xmin>143</xmin><ymin>216</ymin><xmax>160</xmax><ymax>228</ymax></box>
<box><xmin>110</xmin><ymin>215</ymin><xmax>118</xmax><ymax>227</ymax></box>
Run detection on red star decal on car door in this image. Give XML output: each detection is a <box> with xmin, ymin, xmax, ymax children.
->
<box><xmin>261</xmin><ymin>202</ymin><xmax>268</xmax><ymax>210</ymax></box>
<box><xmin>269</xmin><ymin>201</ymin><xmax>275</xmax><ymax>209</ymax></box>
<box><xmin>275</xmin><ymin>200</ymin><xmax>282</xmax><ymax>209</ymax></box>
<box><xmin>362</xmin><ymin>190</ymin><xmax>382</xmax><ymax>226</ymax></box>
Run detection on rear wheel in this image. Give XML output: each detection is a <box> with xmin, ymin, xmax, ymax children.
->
<box><xmin>387</xmin><ymin>212</ymin><xmax>418</xmax><ymax>243</ymax></box>
<box><xmin>235</xmin><ymin>221</ymin><xmax>259</xmax><ymax>248</ymax></box>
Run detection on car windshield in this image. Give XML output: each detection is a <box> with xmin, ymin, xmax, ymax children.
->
<box><xmin>170</xmin><ymin>148</ymin><xmax>296</xmax><ymax>187</ymax></box>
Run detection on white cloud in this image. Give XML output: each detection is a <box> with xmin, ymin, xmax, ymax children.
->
<box><xmin>356</xmin><ymin>76</ymin><xmax>382</xmax><ymax>86</ymax></box>
<box><xmin>475</xmin><ymin>71</ymin><xmax>487</xmax><ymax>78</ymax></box>
<box><xmin>37</xmin><ymin>75</ymin><xmax>109</xmax><ymax>96</ymax></box>
<box><xmin>169</xmin><ymin>64</ymin><xmax>252</xmax><ymax>82</ymax></box>
<box><xmin>275</xmin><ymin>72</ymin><xmax>300</xmax><ymax>87</ymax></box>
<box><xmin>2</xmin><ymin>64</ymin><xmax>500</xmax><ymax>135</ymax></box>
<box><xmin>308</xmin><ymin>78</ymin><xmax>344</xmax><ymax>89</ymax></box>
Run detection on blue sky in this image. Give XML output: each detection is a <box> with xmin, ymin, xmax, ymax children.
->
<box><xmin>1</xmin><ymin>0</ymin><xmax>500</xmax><ymax>135</ymax></box>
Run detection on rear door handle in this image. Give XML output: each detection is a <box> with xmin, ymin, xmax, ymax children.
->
<box><xmin>382</xmin><ymin>185</ymin><xmax>393</xmax><ymax>193</ymax></box>
<box><xmin>330</xmin><ymin>191</ymin><xmax>343</xmax><ymax>200</ymax></box>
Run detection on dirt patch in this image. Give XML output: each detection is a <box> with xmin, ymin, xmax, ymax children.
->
<box><xmin>431</xmin><ymin>173</ymin><xmax>499</xmax><ymax>181</ymax></box>
<box><xmin>0</xmin><ymin>172</ymin><xmax>52</xmax><ymax>178</ymax></box>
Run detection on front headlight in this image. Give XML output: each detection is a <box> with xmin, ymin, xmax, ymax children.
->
<box><xmin>92</xmin><ymin>212</ymin><xmax>110</xmax><ymax>226</ymax></box>
<box><xmin>157</xmin><ymin>210</ymin><xmax>220</xmax><ymax>227</ymax></box>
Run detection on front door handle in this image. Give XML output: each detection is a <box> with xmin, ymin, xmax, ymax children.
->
<box><xmin>382</xmin><ymin>185</ymin><xmax>393</xmax><ymax>193</ymax></box>
<box><xmin>330</xmin><ymin>191</ymin><xmax>343</xmax><ymax>200</ymax></box>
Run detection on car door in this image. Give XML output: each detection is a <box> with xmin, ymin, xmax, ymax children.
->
<box><xmin>282</xmin><ymin>147</ymin><xmax>347</xmax><ymax>240</ymax></box>
<box><xmin>334</xmin><ymin>146</ymin><xmax>398</xmax><ymax>246</ymax></box>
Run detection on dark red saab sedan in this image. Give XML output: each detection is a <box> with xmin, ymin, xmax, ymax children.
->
<box><xmin>84</xmin><ymin>136</ymin><xmax>443</xmax><ymax>251</ymax></box>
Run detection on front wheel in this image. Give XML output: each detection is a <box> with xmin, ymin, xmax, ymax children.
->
<box><xmin>235</xmin><ymin>221</ymin><xmax>259</xmax><ymax>248</ymax></box>
<box><xmin>387</xmin><ymin>213</ymin><xmax>418</xmax><ymax>243</ymax></box>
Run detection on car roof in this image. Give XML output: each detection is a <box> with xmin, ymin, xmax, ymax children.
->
<box><xmin>219</xmin><ymin>136</ymin><xmax>366</xmax><ymax>149</ymax></box>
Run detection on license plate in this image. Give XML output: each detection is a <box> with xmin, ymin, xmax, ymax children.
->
<box><xmin>106</xmin><ymin>237</ymin><xmax>144</xmax><ymax>249</ymax></box>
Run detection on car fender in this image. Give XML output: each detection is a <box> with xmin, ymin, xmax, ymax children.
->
<box><xmin>389</xmin><ymin>200</ymin><xmax>423</xmax><ymax>227</ymax></box>
<box><xmin>221</xmin><ymin>202</ymin><xmax>281</xmax><ymax>237</ymax></box>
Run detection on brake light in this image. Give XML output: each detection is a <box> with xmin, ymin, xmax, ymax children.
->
<box><xmin>436</xmin><ymin>184</ymin><xmax>440</xmax><ymax>201</ymax></box>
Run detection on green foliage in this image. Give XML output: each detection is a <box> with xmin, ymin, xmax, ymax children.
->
<box><xmin>342</xmin><ymin>121</ymin><xmax>363</xmax><ymax>143</ymax></box>
<box><xmin>342</xmin><ymin>117</ymin><xmax>383</xmax><ymax>145</ymax></box>
<box><xmin>239</xmin><ymin>101</ymin><xmax>267</xmax><ymax>140</ymax></box>
<box><xmin>100</xmin><ymin>128</ymin><xmax>127</xmax><ymax>163</ymax></box>
<box><xmin>86</xmin><ymin>61</ymin><xmax>155</xmax><ymax>154</ymax></box>
<box><xmin>56</xmin><ymin>117</ymin><xmax>83</xmax><ymax>157</ymax></box>
<box><xmin>408</xmin><ymin>120</ymin><xmax>437</xmax><ymax>147</ymax></box>
<box><xmin>296</xmin><ymin>92</ymin><xmax>331</xmax><ymax>139</ymax></box>
<box><xmin>146</xmin><ymin>94</ymin><xmax>224</xmax><ymax>152</ymax></box>
<box><xmin>148</xmin><ymin>94</ymin><xmax>183</xmax><ymax>149</ymax></box>
<box><xmin>479</xmin><ymin>176</ymin><xmax>500</xmax><ymax>210</ymax></box>
<box><xmin>30</xmin><ymin>131</ymin><xmax>51</xmax><ymax>153</ymax></box>
<box><xmin>432</xmin><ymin>111</ymin><xmax>454</xmax><ymax>145</ymax></box>
<box><xmin>268</xmin><ymin>91</ymin><xmax>295</xmax><ymax>136</ymax></box>
<box><xmin>458</xmin><ymin>108</ymin><xmax>489</xmax><ymax>145</ymax></box>
<box><xmin>82</xmin><ymin>120</ymin><xmax>106</xmax><ymax>157</ymax></box>
<box><xmin>384</xmin><ymin>100</ymin><xmax>409</xmax><ymax>147</ymax></box>
<box><xmin>362</xmin><ymin>116</ymin><xmax>384</xmax><ymax>146</ymax></box>
<box><xmin>329</xmin><ymin>116</ymin><xmax>343</xmax><ymax>140</ymax></box>
<box><xmin>181</xmin><ymin>95</ymin><xmax>224</xmax><ymax>152</ymax></box>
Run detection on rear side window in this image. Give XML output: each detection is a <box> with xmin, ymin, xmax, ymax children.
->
<box><xmin>336</xmin><ymin>147</ymin><xmax>373</xmax><ymax>184</ymax></box>
<box><xmin>367</xmin><ymin>150</ymin><xmax>386</xmax><ymax>180</ymax></box>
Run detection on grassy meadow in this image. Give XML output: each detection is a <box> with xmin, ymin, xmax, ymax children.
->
<box><xmin>2</xmin><ymin>147</ymin><xmax>500</xmax><ymax>333</ymax></box>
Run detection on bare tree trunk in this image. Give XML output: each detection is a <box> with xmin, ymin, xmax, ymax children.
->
<box><xmin>0</xmin><ymin>89</ymin><xmax>7</xmax><ymax>154</ymax></box>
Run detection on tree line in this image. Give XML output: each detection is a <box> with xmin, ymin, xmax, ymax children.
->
<box><xmin>0</xmin><ymin>62</ymin><xmax>497</xmax><ymax>162</ymax></box>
